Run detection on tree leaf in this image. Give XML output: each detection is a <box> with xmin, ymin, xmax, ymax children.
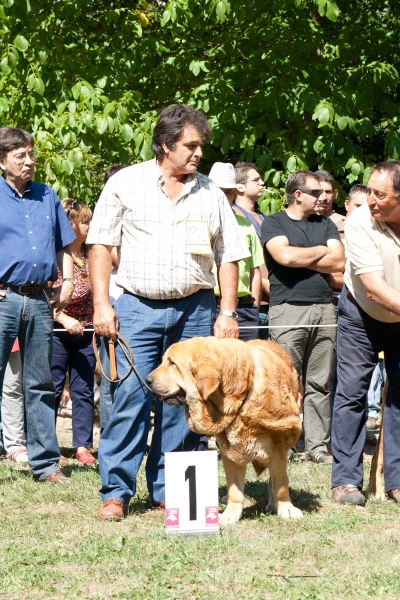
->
<box><xmin>121</xmin><ymin>123</ymin><xmax>134</xmax><ymax>142</ymax></box>
<box><xmin>14</xmin><ymin>34</ymin><xmax>29</xmax><ymax>52</ymax></box>
<box><xmin>97</xmin><ymin>117</ymin><xmax>108</xmax><ymax>135</ymax></box>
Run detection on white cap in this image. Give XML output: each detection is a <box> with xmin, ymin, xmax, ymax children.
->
<box><xmin>208</xmin><ymin>162</ymin><xmax>237</xmax><ymax>189</ymax></box>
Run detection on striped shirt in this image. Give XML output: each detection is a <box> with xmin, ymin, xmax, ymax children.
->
<box><xmin>87</xmin><ymin>159</ymin><xmax>250</xmax><ymax>300</ymax></box>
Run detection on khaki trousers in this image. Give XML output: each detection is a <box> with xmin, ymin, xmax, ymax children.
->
<box><xmin>269</xmin><ymin>302</ymin><xmax>336</xmax><ymax>456</ymax></box>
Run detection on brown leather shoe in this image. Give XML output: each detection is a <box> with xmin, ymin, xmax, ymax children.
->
<box><xmin>387</xmin><ymin>489</ymin><xmax>400</xmax><ymax>503</ymax></box>
<box><xmin>332</xmin><ymin>484</ymin><xmax>365</xmax><ymax>506</ymax></box>
<box><xmin>41</xmin><ymin>470</ymin><xmax>70</xmax><ymax>485</ymax></box>
<box><xmin>152</xmin><ymin>501</ymin><xmax>166</xmax><ymax>509</ymax></box>
<box><xmin>97</xmin><ymin>499</ymin><xmax>128</xmax><ymax>521</ymax></box>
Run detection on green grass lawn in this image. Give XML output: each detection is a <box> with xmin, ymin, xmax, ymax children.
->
<box><xmin>1</xmin><ymin>454</ymin><xmax>399</xmax><ymax>600</ymax></box>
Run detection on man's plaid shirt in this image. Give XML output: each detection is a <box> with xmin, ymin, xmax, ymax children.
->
<box><xmin>87</xmin><ymin>159</ymin><xmax>250</xmax><ymax>300</ymax></box>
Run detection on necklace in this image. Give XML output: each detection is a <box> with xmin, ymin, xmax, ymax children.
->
<box><xmin>73</xmin><ymin>254</ymin><xmax>88</xmax><ymax>279</ymax></box>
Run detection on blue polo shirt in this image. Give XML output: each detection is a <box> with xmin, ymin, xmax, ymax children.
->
<box><xmin>0</xmin><ymin>176</ymin><xmax>76</xmax><ymax>286</ymax></box>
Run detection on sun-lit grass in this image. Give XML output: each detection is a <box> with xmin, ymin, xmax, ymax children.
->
<box><xmin>1</xmin><ymin>446</ymin><xmax>400</xmax><ymax>600</ymax></box>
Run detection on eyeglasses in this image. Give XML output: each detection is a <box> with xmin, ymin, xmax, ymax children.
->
<box><xmin>298</xmin><ymin>188</ymin><xmax>323</xmax><ymax>198</ymax></box>
<box><xmin>66</xmin><ymin>200</ymin><xmax>81</xmax><ymax>218</ymax></box>
<box><xmin>245</xmin><ymin>178</ymin><xmax>264</xmax><ymax>185</ymax></box>
<box><xmin>10</xmin><ymin>151</ymin><xmax>36</xmax><ymax>166</ymax></box>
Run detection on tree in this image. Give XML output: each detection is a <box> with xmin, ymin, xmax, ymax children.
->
<box><xmin>0</xmin><ymin>0</ymin><xmax>399</xmax><ymax>212</ymax></box>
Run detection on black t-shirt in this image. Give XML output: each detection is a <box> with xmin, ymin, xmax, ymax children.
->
<box><xmin>261</xmin><ymin>211</ymin><xmax>341</xmax><ymax>306</ymax></box>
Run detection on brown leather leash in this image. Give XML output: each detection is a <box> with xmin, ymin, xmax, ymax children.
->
<box><xmin>93</xmin><ymin>332</ymin><xmax>154</xmax><ymax>392</ymax></box>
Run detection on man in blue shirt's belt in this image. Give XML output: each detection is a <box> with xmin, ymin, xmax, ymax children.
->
<box><xmin>0</xmin><ymin>127</ymin><xmax>76</xmax><ymax>484</ymax></box>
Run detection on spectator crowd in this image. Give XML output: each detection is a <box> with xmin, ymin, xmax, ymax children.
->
<box><xmin>0</xmin><ymin>103</ymin><xmax>398</xmax><ymax>518</ymax></box>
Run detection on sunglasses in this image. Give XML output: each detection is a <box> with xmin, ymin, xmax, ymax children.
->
<box><xmin>298</xmin><ymin>188</ymin><xmax>323</xmax><ymax>198</ymax></box>
<box><xmin>66</xmin><ymin>200</ymin><xmax>81</xmax><ymax>218</ymax></box>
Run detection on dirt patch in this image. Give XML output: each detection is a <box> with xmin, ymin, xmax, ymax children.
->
<box><xmin>56</xmin><ymin>415</ymin><xmax>100</xmax><ymax>452</ymax></box>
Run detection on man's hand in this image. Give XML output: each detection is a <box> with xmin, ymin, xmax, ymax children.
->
<box><xmin>213</xmin><ymin>314</ymin><xmax>239</xmax><ymax>339</ymax></box>
<box><xmin>93</xmin><ymin>302</ymin><xmax>119</xmax><ymax>339</ymax></box>
<box><xmin>51</xmin><ymin>280</ymin><xmax>74</xmax><ymax>310</ymax></box>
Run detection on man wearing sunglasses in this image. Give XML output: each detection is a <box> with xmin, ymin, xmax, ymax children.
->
<box><xmin>261</xmin><ymin>171</ymin><xmax>345</xmax><ymax>465</ymax></box>
<box><xmin>0</xmin><ymin>127</ymin><xmax>75</xmax><ymax>484</ymax></box>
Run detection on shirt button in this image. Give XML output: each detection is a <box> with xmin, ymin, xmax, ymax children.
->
<box><xmin>32</xmin><ymin>247</ymin><xmax>35</xmax><ymax>249</ymax></box>
<box><xmin>29</xmin><ymin>231</ymin><xmax>32</xmax><ymax>234</ymax></box>
<box><xmin>33</xmin><ymin>264</ymin><xmax>37</xmax><ymax>267</ymax></box>
<box><xmin>31</xmin><ymin>280</ymin><xmax>34</xmax><ymax>283</ymax></box>
<box><xmin>26</xmin><ymin>215</ymin><xmax>29</xmax><ymax>218</ymax></box>
<box><xmin>46</xmin><ymin>216</ymin><xmax>50</xmax><ymax>219</ymax></box>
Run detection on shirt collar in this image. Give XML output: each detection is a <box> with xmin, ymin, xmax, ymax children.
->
<box><xmin>1</xmin><ymin>174</ymin><xmax>32</xmax><ymax>196</ymax></box>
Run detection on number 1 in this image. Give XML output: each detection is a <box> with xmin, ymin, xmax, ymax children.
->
<box><xmin>185</xmin><ymin>465</ymin><xmax>197</xmax><ymax>521</ymax></box>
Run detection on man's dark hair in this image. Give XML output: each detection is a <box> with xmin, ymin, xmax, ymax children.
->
<box><xmin>151</xmin><ymin>104</ymin><xmax>211</xmax><ymax>160</ymax></box>
<box><xmin>104</xmin><ymin>164</ymin><xmax>129</xmax><ymax>184</ymax></box>
<box><xmin>285</xmin><ymin>171</ymin><xmax>318</xmax><ymax>204</ymax></box>
<box><xmin>347</xmin><ymin>183</ymin><xmax>368</xmax><ymax>200</ymax></box>
<box><xmin>370</xmin><ymin>161</ymin><xmax>400</xmax><ymax>197</ymax></box>
<box><xmin>0</xmin><ymin>127</ymin><xmax>34</xmax><ymax>161</ymax></box>
<box><xmin>313</xmin><ymin>169</ymin><xmax>335</xmax><ymax>188</ymax></box>
<box><xmin>234</xmin><ymin>162</ymin><xmax>258</xmax><ymax>185</ymax></box>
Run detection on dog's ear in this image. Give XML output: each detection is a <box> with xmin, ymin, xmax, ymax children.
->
<box><xmin>191</xmin><ymin>361</ymin><xmax>220</xmax><ymax>400</ymax></box>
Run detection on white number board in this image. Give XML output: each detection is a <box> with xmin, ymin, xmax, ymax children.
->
<box><xmin>164</xmin><ymin>450</ymin><xmax>220</xmax><ymax>536</ymax></box>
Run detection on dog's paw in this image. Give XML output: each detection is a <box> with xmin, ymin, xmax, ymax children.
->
<box><xmin>368</xmin><ymin>491</ymin><xmax>386</xmax><ymax>501</ymax></box>
<box><xmin>219</xmin><ymin>504</ymin><xmax>242</xmax><ymax>526</ymax></box>
<box><xmin>277</xmin><ymin>503</ymin><xmax>303</xmax><ymax>519</ymax></box>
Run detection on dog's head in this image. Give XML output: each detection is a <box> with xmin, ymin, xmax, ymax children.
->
<box><xmin>146</xmin><ymin>337</ymin><xmax>253</xmax><ymax>411</ymax></box>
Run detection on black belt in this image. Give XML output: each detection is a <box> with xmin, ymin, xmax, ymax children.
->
<box><xmin>215</xmin><ymin>295</ymin><xmax>255</xmax><ymax>307</ymax></box>
<box><xmin>2</xmin><ymin>282</ymin><xmax>48</xmax><ymax>296</ymax></box>
<box><xmin>346</xmin><ymin>289</ymin><xmax>358</xmax><ymax>307</ymax></box>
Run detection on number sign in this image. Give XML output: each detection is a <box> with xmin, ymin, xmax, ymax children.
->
<box><xmin>164</xmin><ymin>450</ymin><xmax>219</xmax><ymax>536</ymax></box>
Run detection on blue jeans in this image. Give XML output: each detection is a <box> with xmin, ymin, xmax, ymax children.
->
<box><xmin>51</xmin><ymin>330</ymin><xmax>96</xmax><ymax>448</ymax></box>
<box><xmin>0</xmin><ymin>289</ymin><xmax>60</xmax><ymax>478</ymax></box>
<box><xmin>366</xmin><ymin>361</ymin><xmax>385</xmax><ymax>419</ymax></box>
<box><xmin>98</xmin><ymin>289</ymin><xmax>215</xmax><ymax>506</ymax></box>
<box><xmin>332</xmin><ymin>288</ymin><xmax>400</xmax><ymax>491</ymax></box>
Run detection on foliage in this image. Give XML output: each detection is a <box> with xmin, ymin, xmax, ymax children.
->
<box><xmin>0</xmin><ymin>0</ymin><xmax>399</xmax><ymax>209</ymax></box>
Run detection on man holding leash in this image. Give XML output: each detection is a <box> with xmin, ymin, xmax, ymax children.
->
<box><xmin>331</xmin><ymin>161</ymin><xmax>400</xmax><ymax>506</ymax></box>
<box><xmin>88</xmin><ymin>104</ymin><xmax>249</xmax><ymax>520</ymax></box>
<box><xmin>0</xmin><ymin>127</ymin><xmax>75</xmax><ymax>483</ymax></box>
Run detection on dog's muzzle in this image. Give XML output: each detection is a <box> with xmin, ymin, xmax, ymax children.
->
<box><xmin>145</xmin><ymin>375</ymin><xmax>187</xmax><ymax>406</ymax></box>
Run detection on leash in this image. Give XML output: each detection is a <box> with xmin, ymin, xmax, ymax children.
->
<box><xmin>92</xmin><ymin>332</ymin><xmax>154</xmax><ymax>392</ymax></box>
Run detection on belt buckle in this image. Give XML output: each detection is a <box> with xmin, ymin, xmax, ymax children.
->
<box><xmin>18</xmin><ymin>284</ymin><xmax>34</xmax><ymax>295</ymax></box>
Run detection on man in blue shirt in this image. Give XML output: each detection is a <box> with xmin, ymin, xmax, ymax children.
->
<box><xmin>0</xmin><ymin>127</ymin><xmax>76</xmax><ymax>483</ymax></box>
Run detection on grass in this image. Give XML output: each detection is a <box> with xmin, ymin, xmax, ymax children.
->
<box><xmin>1</xmin><ymin>449</ymin><xmax>400</xmax><ymax>600</ymax></box>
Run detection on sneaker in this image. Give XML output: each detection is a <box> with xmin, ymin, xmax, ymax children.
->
<box><xmin>387</xmin><ymin>489</ymin><xmax>400</xmax><ymax>503</ymax></box>
<box><xmin>310</xmin><ymin>450</ymin><xmax>332</xmax><ymax>464</ymax></box>
<box><xmin>332</xmin><ymin>484</ymin><xmax>365</xmax><ymax>506</ymax></box>
<box><xmin>8</xmin><ymin>449</ymin><xmax>29</xmax><ymax>463</ymax></box>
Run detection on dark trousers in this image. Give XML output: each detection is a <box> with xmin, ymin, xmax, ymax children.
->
<box><xmin>215</xmin><ymin>302</ymin><xmax>259</xmax><ymax>341</ymax></box>
<box><xmin>51</xmin><ymin>330</ymin><xmax>96</xmax><ymax>448</ymax></box>
<box><xmin>331</xmin><ymin>288</ymin><xmax>400</xmax><ymax>491</ymax></box>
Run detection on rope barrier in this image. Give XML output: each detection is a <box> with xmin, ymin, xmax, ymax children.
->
<box><xmin>54</xmin><ymin>324</ymin><xmax>337</xmax><ymax>332</ymax></box>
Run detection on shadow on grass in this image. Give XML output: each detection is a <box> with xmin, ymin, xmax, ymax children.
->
<box><xmin>219</xmin><ymin>478</ymin><xmax>322</xmax><ymax>520</ymax></box>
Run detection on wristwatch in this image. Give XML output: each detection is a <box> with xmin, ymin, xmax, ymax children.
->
<box><xmin>220</xmin><ymin>310</ymin><xmax>238</xmax><ymax>320</ymax></box>
<box><xmin>63</xmin><ymin>278</ymin><xmax>75</xmax><ymax>288</ymax></box>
